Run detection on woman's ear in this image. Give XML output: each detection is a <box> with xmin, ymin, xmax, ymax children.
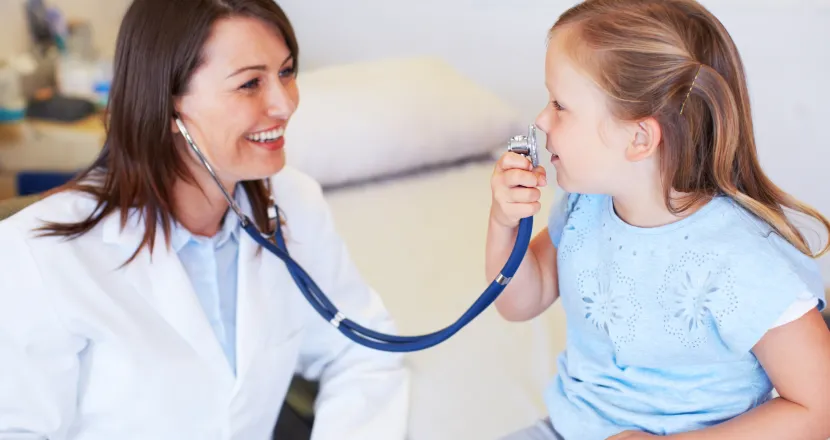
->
<box><xmin>171</xmin><ymin>108</ymin><xmax>182</xmax><ymax>134</ymax></box>
<box><xmin>625</xmin><ymin>117</ymin><xmax>662</xmax><ymax>162</ymax></box>
<box><xmin>171</xmin><ymin>98</ymin><xmax>183</xmax><ymax>133</ymax></box>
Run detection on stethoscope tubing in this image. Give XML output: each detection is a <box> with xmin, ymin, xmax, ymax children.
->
<box><xmin>174</xmin><ymin>117</ymin><xmax>535</xmax><ymax>352</ymax></box>
<box><xmin>243</xmin><ymin>214</ymin><xmax>532</xmax><ymax>352</ymax></box>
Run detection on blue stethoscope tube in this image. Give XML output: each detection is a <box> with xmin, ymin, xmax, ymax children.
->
<box><xmin>243</xmin><ymin>213</ymin><xmax>533</xmax><ymax>352</ymax></box>
<box><xmin>175</xmin><ymin>118</ymin><xmax>539</xmax><ymax>352</ymax></box>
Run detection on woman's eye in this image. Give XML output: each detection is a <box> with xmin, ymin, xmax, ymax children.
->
<box><xmin>240</xmin><ymin>78</ymin><xmax>260</xmax><ymax>90</ymax></box>
<box><xmin>279</xmin><ymin>66</ymin><xmax>296</xmax><ymax>78</ymax></box>
<box><xmin>552</xmin><ymin>100</ymin><xmax>564</xmax><ymax>111</ymax></box>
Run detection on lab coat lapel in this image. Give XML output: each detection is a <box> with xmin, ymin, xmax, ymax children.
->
<box><xmin>102</xmin><ymin>211</ymin><xmax>234</xmax><ymax>380</ymax></box>
<box><xmin>233</xmin><ymin>188</ymin><xmax>305</xmax><ymax>386</ymax></box>
<box><xmin>234</xmin><ymin>227</ymin><xmax>275</xmax><ymax>384</ymax></box>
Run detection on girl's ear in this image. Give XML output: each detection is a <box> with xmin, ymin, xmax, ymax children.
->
<box><xmin>625</xmin><ymin>118</ymin><xmax>662</xmax><ymax>162</ymax></box>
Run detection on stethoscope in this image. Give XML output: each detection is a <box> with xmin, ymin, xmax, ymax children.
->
<box><xmin>175</xmin><ymin>118</ymin><xmax>539</xmax><ymax>352</ymax></box>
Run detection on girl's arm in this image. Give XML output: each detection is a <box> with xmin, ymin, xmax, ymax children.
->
<box><xmin>684</xmin><ymin>307</ymin><xmax>830</xmax><ymax>438</ymax></box>
<box><xmin>485</xmin><ymin>152</ymin><xmax>559</xmax><ymax>322</ymax></box>
<box><xmin>486</xmin><ymin>222</ymin><xmax>559</xmax><ymax>322</ymax></box>
<box><xmin>612</xmin><ymin>308</ymin><xmax>830</xmax><ymax>440</ymax></box>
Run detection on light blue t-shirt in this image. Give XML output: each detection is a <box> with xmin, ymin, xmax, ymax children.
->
<box><xmin>544</xmin><ymin>193</ymin><xmax>826</xmax><ymax>439</ymax></box>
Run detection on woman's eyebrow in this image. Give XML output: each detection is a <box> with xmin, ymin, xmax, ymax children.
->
<box><xmin>226</xmin><ymin>65</ymin><xmax>267</xmax><ymax>78</ymax></box>
<box><xmin>226</xmin><ymin>55</ymin><xmax>293</xmax><ymax>79</ymax></box>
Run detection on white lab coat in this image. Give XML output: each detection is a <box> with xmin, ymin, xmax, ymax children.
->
<box><xmin>0</xmin><ymin>166</ymin><xmax>410</xmax><ymax>440</ymax></box>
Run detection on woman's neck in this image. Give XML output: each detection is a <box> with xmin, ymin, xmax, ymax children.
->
<box><xmin>172</xmin><ymin>173</ymin><xmax>235</xmax><ymax>237</ymax></box>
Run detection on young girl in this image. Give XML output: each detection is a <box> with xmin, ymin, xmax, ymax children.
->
<box><xmin>486</xmin><ymin>1</ymin><xmax>830</xmax><ymax>439</ymax></box>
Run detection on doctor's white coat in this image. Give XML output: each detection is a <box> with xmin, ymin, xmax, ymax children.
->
<box><xmin>0</xmin><ymin>167</ymin><xmax>410</xmax><ymax>440</ymax></box>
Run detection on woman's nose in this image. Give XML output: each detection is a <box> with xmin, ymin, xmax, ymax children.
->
<box><xmin>266</xmin><ymin>82</ymin><xmax>297</xmax><ymax>119</ymax></box>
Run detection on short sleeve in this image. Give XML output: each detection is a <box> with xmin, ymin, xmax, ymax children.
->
<box><xmin>715</xmin><ymin>233</ymin><xmax>826</xmax><ymax>354</ymax></box>
<box><xmin>770</xmin><ymin>296</ymin><xmax>820</xmax><ymax>329</ymax></box>
<box><xmin>548</xmin><ymin>192</ymin><xmax>578</xmax><ymax>248</ymax></box>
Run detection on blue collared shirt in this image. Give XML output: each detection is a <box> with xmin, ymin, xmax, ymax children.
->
<box><xmin>171</xmin><ymin>212</ymin><xmax>241</xmax><ymax>375</ymax></box>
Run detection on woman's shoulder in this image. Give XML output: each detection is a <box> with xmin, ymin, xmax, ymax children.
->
<box><xmin>268</xmin><ymin>166</ymin><xmax>333</xmax><ymax>238</ymax></box>
<box><xmin>0</xmin><ymin>191</ymin><xmax>99</xmax><ymax>288</ymax></box>
<box><xmin>270</xmin><ymin>165</ymin><xmax>325</xmax><ymax>205</ymax></box>
<box><xmin>0</xmin><ymin>190</ymin><xmax>99</xmax><ymax>239</ymax></box>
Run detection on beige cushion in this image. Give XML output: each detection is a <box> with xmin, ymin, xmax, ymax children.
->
<box><xmin>284</xmin><ymin>56</ymin><xmax>525</xmax><ymax>188</ymax></box>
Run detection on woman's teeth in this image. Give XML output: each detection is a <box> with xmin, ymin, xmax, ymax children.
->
<box><xmin>245</xmin><ymin>127</ymin><xmax>284</xmax><ymax>142</ymax></box>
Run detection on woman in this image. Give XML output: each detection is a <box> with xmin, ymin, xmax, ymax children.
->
<box><xmin>0</xmin><ymin>0</ymin><xmax>409</xmax><ymax>438</ymax></box>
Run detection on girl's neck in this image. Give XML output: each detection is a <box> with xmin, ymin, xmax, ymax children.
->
<box><xmin>611</xmin><ymin>180</ymin><xmax>707</xmax><ymax>229</ymax></box>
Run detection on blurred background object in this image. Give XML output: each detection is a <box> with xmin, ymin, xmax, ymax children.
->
<box><xmin>0</xmin><ymin>60</ymin><xmax>27</xmax><ymax>140</ymax></box>
<box><xmin>0</xmin><ymin>0</ymin><xmax>112</xmax><ymax>201</ymax></box>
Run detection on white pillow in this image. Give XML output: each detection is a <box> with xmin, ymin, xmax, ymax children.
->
<box><xmin>283</xmin><ymin>56</ymin><xmax>526</xmax><ymax>187</ymax></box>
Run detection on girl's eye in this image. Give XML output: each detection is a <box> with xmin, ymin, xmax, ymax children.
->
<box><xmin>240</xmin><ymin>78</ymin><xmax>260</xmax><ymax>90</ymax></box>
<box><xmin>552</xmin><ymin>100</ymin><xmax>564</xmax><ymax>111</ymax></box>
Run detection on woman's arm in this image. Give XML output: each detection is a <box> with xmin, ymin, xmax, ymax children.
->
<box><xmin>0</xmin><ymin>229</ymin><xmax>85</xmax><ymax>439</ymax></box>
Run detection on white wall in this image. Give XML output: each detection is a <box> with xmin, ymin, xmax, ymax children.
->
<box><xmin>278</xmin><ymin>0</ymin><xmax>830</xmax><ymax>284</ymax></box>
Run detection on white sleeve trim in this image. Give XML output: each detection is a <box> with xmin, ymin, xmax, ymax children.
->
<box><xmin>770</xmin><ymin>295</ymin><xmax>819</xmax><ymax>329</ymax></box>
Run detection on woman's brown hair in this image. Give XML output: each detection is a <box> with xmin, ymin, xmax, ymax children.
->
<box><xmin>37</xmin><ymin>0</ymin><xmax>299</xmax><ymax>263</ymax></box>
<box><xmin>551</xmin><ymin>0</ymin><xmax>829</xmax><ymax>257</ymax></box>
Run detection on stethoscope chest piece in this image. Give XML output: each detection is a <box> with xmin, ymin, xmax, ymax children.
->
<box><xmin>506</xmin><ymin>124</ymin><xmax>539</xmax><ymax>168</ymax></box>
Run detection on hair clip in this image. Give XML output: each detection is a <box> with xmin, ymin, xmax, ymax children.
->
<box><xmin>680</xmin><ymin>64</ymin><xmax>702</xmax><ymax>116</ymax></box>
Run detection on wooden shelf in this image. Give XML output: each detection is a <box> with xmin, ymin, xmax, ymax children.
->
<box><xmin>0</xmin><ymin>113</ymin><xmax>106</xmax><ymax>199</ymax></box>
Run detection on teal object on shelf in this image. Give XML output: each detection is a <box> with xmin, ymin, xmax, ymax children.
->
<box><xmin>0</xmin><ymin>107</ymin><xmax>26</xmax><ymax>123</ymax></box>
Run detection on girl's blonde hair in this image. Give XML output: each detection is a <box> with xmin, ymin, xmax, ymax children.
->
<box><xmin>551</xmin><ymin>0</ymin><xmax>829</xmax><ymax>257</ymax></box>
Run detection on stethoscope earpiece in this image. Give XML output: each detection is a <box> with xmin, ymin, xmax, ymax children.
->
<box><xmin>174</xmin><ymin>117</ymin><xmax>251</xmax><ymax>226</ymax></box>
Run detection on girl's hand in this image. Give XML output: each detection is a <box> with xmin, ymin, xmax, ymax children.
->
<box><xmin>607</xmin><ymin>431</ymin><xmax>661</xmax><ymax>440</ymax></box>
<box><xmin>490</xmin><ymin>152</ymin><xmax>547</xmax><ymax>228</ymax></box>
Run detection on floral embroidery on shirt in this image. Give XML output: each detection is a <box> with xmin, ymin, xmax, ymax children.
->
<box><xmin>674</xmin><ymin>270</ymin><xmax>719</xmax><ymax>331</ymax></box>
<box><xmin>658</xmin><ymin>250</ymin><xmax>737</xmax><ymax>349</ymax></box>
<box><xmin>582</xmin><ymin>270</ymin><xmax>620</xmax><ymax>334</ymax></box>
<box><xmin>579</xmin><ymin>263</ymin><xmax>641</xmax><ymax>350</ymax></box>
